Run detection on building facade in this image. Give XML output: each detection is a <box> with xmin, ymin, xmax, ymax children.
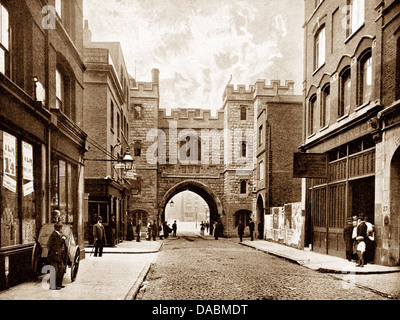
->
<box><xmin>301</xmin><ymin>0</ymin><xmax>400</xmax><ymax>265</ymax></box>
<box><xmin>82</xmin><ymin>21</ymin><xmax>131</xmax><ymax>246</ymax></box>
<box><xmin>128</xmin><ymin>74</ymin><xmax>302</xmax><ymax>238</ymax></box>
<box><xmin>0</xmin><ymin>0</ymin><xmax>87</xmax><ymax>290</ymax></box>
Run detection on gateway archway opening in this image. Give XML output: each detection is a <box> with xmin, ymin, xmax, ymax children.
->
<box><xmin>165</xmin><ymin>191</ymin><xmax>210</xmax><ymax>234</ymax></box>
<box><xmin>160</xmin><ymin>180</ymin><xmax>222</xmax><ymax>237</ymax></box>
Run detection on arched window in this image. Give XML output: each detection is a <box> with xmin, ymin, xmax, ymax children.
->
<box><xmin>339</xmin><ymin>67</ymin><xmax>351</xmax><ymax>117</ymax></box>
<box><xmin>321</xmin><ymin>84</ymin><xmax>330</xmax><ymax>128</ymax></box>
<box><xmin>240</xmin><ymin>106</ymin><xmax>247</xmax><ymax>120</ymax></box>
<box><xmin>308</xmin><ymin>94</ymin><xmax>317</xmax><ymax>135</ymax></box>
<box><xmin>359</xmin><ymin>50</ymin><xmax>372</xmax><ymax>105</ymax></box>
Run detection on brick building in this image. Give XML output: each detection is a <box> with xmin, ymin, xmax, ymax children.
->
<box><xmin>301</xmin><ymin>0</ymin><xmax>400</xmax><ymax>265</ymax></box>
<box><xmin>0</xmin><ymin>0</ymin><xmax>87</xmax><ymax>289</ymax></box>
<box><xmin>223</xmin><ymin>80</ymin><xmax>302</xmax><ymax>238</ymax></box>
<box><xmin>82</xmin><ymin>21</ymin><xmax>132</xmax><ymax>246</ymax></box>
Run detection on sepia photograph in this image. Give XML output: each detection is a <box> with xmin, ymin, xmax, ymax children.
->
<box><xmin>0</xmin><ymin>0</ymin><xmax>400</xmax><ymax>313</ymax></box>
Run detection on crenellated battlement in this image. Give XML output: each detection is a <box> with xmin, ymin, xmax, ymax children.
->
<box><xmin>130</xmin><ymin>81</ymin><xmax>159</xmax><ymax>99</ymax></box>
<box><xmin>223</xmin><ymin>79</ymin><xmax>295</xmax><ymax>102</ymax></box>
<box><xmin>158</xmin><ymin>108</ymin><xmax>225</xmax><ymax>129</ymax></box>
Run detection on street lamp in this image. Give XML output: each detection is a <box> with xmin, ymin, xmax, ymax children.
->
<box><xmin>169</xmin><ymin>199</ymin><xmax>174</xmax><ymax>207</ymax></box>
<box><xmin>114</xmin><ymin>148</ymin><xmax>135</xmax><ymax>176</ymax></box>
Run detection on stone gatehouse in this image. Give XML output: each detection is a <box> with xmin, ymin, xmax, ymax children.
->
<box><xmin>127</xmin><ymin>69</ymin><xmax>302</xmax><ymax>237</ymax></box>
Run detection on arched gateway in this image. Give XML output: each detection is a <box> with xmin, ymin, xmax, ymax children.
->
<box><xmin>128</xmin><ymin>71</ymin><xmax>296</xmax><ymax>237</ymax></box>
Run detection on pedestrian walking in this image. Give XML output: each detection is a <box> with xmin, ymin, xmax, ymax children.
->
<box><xmin>172</xmin><ymin>220</ymin><xmax>177</xmax><ymax>237</ymax></box>
<box><xmin>356</xmin><ymin>215</ymin><xmax>370</xmax><ymax>264</ymax></box>
<box><xmin>151</xmin><ymin>220</ymin><xmax>157</xmax><ymax>241</ymax></box>
<box><xmin>356</xmin><ymin>236</ymin><xmax>366</xmax><ymax>267</ymax></box>
<box><xmin>214</xmin><ymin>219</ymin><xmax>223</xmax><ymax>240</ymax></box>
<box><xmin>200</xmin><ymin>221</ymin><xmax>205</xmax><ymax>235</ymax></box>
<box><xmin>238</xmin><ymin>220</ymin><xmax>244</xmax><ymax>242</ymax></box>
<box><xmin>136</xmin><ymin>219</ymin><xmax>141</xmax><ymax>242</ymax></box>
<box><xmin>249</xmin><ymin>218</ymin><xmax>255</xmax><ymax>241</ymax></box>
<box><xmin>93</xmin><ymin>216</ymin><xmax>106</xmax><ymax>257</ymax></box>
<box><xmin>51</xmin><ymin>209</ymin><xmax>61</xmax><ymax>223</ymax></box>
<box><xmin>343</xmin><ymin>218</ymin><xmax>354</xmax><ymax>261</ymax></box>
<box><xmin>47</xmin><ymin>222</ymin><xmax>66</xmax><ymax>290</ymax></box>
<box><xmin>351</xmin><ymin>218</ymin><xmax>358</xmax><ymax>260</ymax></box>
<box><xmin>147</xmin><ymin>221</ymin><xmax>151</xmax><ymax>240</ymax></box>
<box><xmin>205</xmin><ymin>221</ymin><xmax>209</xmax><ymax>234</ymax></box>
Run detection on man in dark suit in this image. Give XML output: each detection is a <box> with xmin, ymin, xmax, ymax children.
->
<box><xmin>249</xmin><ymin>218</ymin><xmax>255</xmax><ymax>241</ymax></box>
<box><xmin>93</xmin><ymin>216</ymin><xmax>106</xmax><ymax>257</ymax></box>
<box><xmin>343</xmin><ymin>218</ymin><xmax>354</xmax><ymax>261</ymax></box>
<box><xmin>47</xmin><ymin>222</ymin><xmax>66</xmax><ymax>290</ymax></box>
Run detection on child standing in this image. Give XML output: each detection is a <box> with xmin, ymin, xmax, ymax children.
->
<box><xmin>356</xmin><ymin>236</ymin><xmax>366</xmax><ymax>267</ymax></box>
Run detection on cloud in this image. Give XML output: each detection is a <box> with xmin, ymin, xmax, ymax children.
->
<box><xmin>83</xmin><ymin>0</ymin><xmax>304</xmax><ymax>113</ymax></box>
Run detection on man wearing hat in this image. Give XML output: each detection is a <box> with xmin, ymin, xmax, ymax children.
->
<box><xmin>93</xmin><ymin>216</ymin><xmax>106</xmax><ymax>257</ymax></box>
<box><xmin>47</xmin><ymin>222</ymin><xmax>66</xmax><ymax>289</ymax></box>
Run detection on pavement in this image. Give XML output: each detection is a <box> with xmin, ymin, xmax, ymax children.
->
<box><xmin>0</xmin><ymin>234</ymin><xmax>399</xmax><ymax>300</ymax></box>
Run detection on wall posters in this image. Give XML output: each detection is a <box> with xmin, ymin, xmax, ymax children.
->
<box><xmin>22</xmin><ymin>141</ymin><xmax>34</xmax><ymax>196</ymax></box>
<box><xmin>3</xmin><ymin>132</ymin><xmax>16</xmax><ymax>193</ymax></box>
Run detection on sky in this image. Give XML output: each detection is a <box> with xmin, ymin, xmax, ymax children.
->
<box><xmin>83</xmin><ymin>0</ymin><xmax>304</xmax><ymax>115</ymax></box>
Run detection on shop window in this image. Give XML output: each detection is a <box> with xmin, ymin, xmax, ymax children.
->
<box><xmin>359</xmin><ymin>50</ymin><xmax>372</xmax><ymax>105</ymax></box>
<box><xmin>321</xmin><ymin>84</ymin><xmax>330</xmax><ymax>128</ymax></box>
<box><xmin>0</xmin><ymin>131</ymin><xmax>37</xmax><ymax>248</ymax></box>
<box><xmin>0</xmin><ymin>4</ymin><xmax>10</xmax><ymax>76</ymax></box>
<box><xmin>51</xmin><ymin>156</ymin><xmax>76</xmax><ymax>224</ymax></box>
<box><xmin>339</xmin><ymin>67</ymin><xmax>351</xmax><ymax>117</ymax></box>
<box><xmin>314</xmin><ymin>26</ymin><xmax>325</xmax><ymax>70</ymax></box>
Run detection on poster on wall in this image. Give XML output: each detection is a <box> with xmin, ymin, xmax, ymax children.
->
<box><xmin>22</xmin><ymin>141</ymin><xmax>34</xmax><ymax>181</ymax></box>
<box><xmin>3</xmin><ymin>132</ymin><xmax>16</xmax><ymax>177</ymax></box>
<box><xmin>3</xmin><ymin>132</ymin><xmax>17</xmax><ymax>193</ymax></box>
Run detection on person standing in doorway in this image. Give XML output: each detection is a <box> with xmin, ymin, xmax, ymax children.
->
<box><xmin>47</xmin><ymin>222</ymin><xmax>66</xmax><ymax>289</ymax></box>
<box><xmin>136</xmin><ymin>219</ymin><xmax>141</xmax><ymax>242</ymax></box>
<box><xmin>238</xmin><ymin>220</ymin><xmax>245</xmax><ymax>242</ymax></box>
<box><xmin>343</xmin><ymin>218</ymin><xmax>354</xmax><ymax>261</ymax></box>
<box><xmin>249</xmin><ymin>218</ymin><xmax>255</xmax><ymax>241</ymax></box>
<box><xmin>93</xmin><ymin>216</ymin><xmax>106</xmax><ymax>257</ymax></box>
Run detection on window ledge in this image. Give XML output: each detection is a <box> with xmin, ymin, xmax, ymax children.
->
<box><xmin>307</xmin><ymin>133</ymin><xmax>316</xmax><ymax>139</ymax></box>
<box><xmin>312</xmin><ymin>63</ymin><xmax>325</xmax><ymax>76</ymax></box>
<box><xmin>355</xmin><ymin>101</ymin><xmax>370</xmax><ymax>112</ymax></box>
<box><xmin>337</xmin><ymin>113</ymin><xmax>349</xmax><ymax>122</ymax></box>
<box><xmin>319</xmin><ymin>125</ymin><xmax>329</xmax><ymax>132</ymax></box>
<box><xmin>344</xmin><ymin>23</ymin><xmax>365</xmax><ymax>44</ymax></box>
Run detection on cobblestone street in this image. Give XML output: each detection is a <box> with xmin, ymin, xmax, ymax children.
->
<box><xmin>135</xmin><ymin>234</ymin><xmax>391</xmax><ymax>300</ymax></box>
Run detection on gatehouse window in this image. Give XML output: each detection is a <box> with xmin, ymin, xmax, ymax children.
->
<box><xmin>240</xmin><ymin>106</ymin><xmax>247</xmax><ymax>120</ymax></box>
<box><xmin>240</xmin><ymin>180</ymin><xmax>247</xmax><ymax>194</ymax></box>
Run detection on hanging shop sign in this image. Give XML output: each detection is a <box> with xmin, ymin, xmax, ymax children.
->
<box><xmin>293</xmin><ymin>152</ymin><xmax>328</xmax><ymax>179</ymax></box>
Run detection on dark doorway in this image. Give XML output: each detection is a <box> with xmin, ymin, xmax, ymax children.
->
<box><xmin>349</xmin><ymin>176</ymin><xmax>375</xmax><ymax>223</ymax></box>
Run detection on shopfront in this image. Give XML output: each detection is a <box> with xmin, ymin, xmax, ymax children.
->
<box><xmin>307</xmin><ymin>135</ymin><xmax>376</xmax><ymax>258</ymax></box>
